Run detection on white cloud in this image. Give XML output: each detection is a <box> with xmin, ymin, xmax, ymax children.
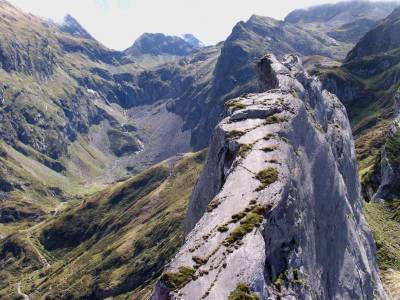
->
<box><xmin>5</xmin><ymin>0</ymin><xmax>390</xmax><ymax>50</ymax></box>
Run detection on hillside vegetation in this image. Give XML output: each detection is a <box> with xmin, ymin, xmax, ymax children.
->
<box><xmin>0</xmin><ymin>151</ymin><xmax>205</xmax><ymax>299</ymax></box>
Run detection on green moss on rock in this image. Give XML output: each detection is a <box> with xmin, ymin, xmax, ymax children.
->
<box><xmin>231</xmin><ymin>212</ymin><xmax>247</xmax><ymax>223</ymax></box>
<box><xmin>162</xmin><ymin>266</ymin><xmax>196</xmax><ymax>290</ymax></box>
<box><xmin>218</xmin><ymin>224</ymin><xmax>229</xmax><ymax>232</ymax></box>
<box><xmin>261</xmin><ymin>146</ymin><xmax>277</xmax><ymax>153</ymax></box>
<box><xmin>206</xmin><ymin>197</ymin><xmax>222</xmax><ymax>212</ymax></box>
<box><xmin>228</xmin><ymin>283</ymin><xmax>260</xmax><ymax>300</ymax></box>
<box><xmin>265</xmin><ymin>114</ymin><xmax>287</xmax><ymax>125</ymax></box>
<box><xmin>274</xmin><ymin>269</ymin><xmax>288</xmax><ymax>292</ymax></box>
<box><xmin>227</xmin><ymin>130</ymin><xmax>246</xmax><ymax>139</ymax></box>
<box><xmin>239</xmin><ymin>144</ymin><xmax>253</xmax><ymax>158</ymax></box>
<box><xmin>192</xmin><ymin>256</ymin><xmax>208</xmax><ymax>266</ymax></box>
<box><xmin>223</xmin><ymin>204</ymin><xmax>269</xmax><ymax>246</ymax></box>
<box><xmin>226</xmin><ymin>101</ymin><xmax>247</xmax><ymax>111</ymax></box>
<box><xmin>255</xmin><ymin>168</ymin><xmax>279</xmax><ymax>191</ymax></box>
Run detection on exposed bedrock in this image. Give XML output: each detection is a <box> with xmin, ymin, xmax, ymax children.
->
<box><xmin>151</xmin><ymin>54</ymin><xmax>387</xmax><ymax>300</ymax></box>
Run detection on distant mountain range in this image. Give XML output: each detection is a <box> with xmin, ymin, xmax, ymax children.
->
<box><xmin>286</xmin><ymin>0</ymin><xmax>398</xmax><ymax>42</ymax></box>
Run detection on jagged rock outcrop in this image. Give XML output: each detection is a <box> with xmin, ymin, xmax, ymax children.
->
<box><xmin>373</xmin><ymin>92</ymin><xmax>400</xmax><ymax>201</ymax></box>
<box><xmin>151</xmin><ymin>54</ymin><xmax>387</xmax><ymax>300</ymax></box>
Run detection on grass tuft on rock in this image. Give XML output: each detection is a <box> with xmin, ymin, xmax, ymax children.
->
<box><xmin>192</xmin><ymin>256</ymin><xmax>208</xmax><ymax>265</ymax></box>
<box><xmin>227</xmin><ymin>130</ymin><xmax>246</xmax><ymax>139</ymax></box>
<box><xmin>255</xmin><ymin>168</ymin><xmax>279</xmax><ymax>191</ymax></box>
<box><xmin>206</xmin><ymin>197</ymin><xmax>222</xmax><ymax>212</ymax></box>
<box><xmin>228</xmin><ymin>283</ymin><xmax>260</xmax><ymax>300</ymax></box>
<box><xmin>265</xmin><ymin>114</ymin><xmax>287</xmax><ymax>125</ymax></box>
<box><xmin>274</xmin><ymin>269</ymin><xmax>289</xmax><ymax>292</ymax></box>
<box><xmin>239</xmin><ymin>144</ymin><xmax>253</xmax><ymax>158</ymax></box>
<box><xmin>162</xmin><ymin>266</ymin><xmax>196</xmax><ymax>290</ymax></box>
<box><xmin>261</xmin><ymin>146</ymin><xmax>277</xmax><ymax>153</ymax></box>
<box><xmin>218</xmin><ymin>224</ymin><xmax>229</xmax><ymax>232</ymax></box>
<box><xmin>231</xmin><ymin>212</ymin><xmax>247</xmax><ymax>223</ymax></box>
<box><xmin>223</xmin><ymin>204</ymin><xmax>269</xmax><ymax>246</ymax></box>
<box><xmin>226</xmin><ymin>101</ymin><xmax>247</xmax><ymax>111</ymax></box>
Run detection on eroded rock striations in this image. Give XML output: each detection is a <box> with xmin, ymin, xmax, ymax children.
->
<box><xmin>151</xmin><ymin>54</ymin><xmax>387</xmax><ymax>300</ymax></box>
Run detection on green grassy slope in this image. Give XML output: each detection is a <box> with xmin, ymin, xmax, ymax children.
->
<box><xmin>0</xmin><ymin>150</ymin><xmax>205</xmax><ymax>299</ymax></box>
<box><xmin>365</xmin><ymin>201</ymin><xmax>400</xmax><ymax>297</ymax></box>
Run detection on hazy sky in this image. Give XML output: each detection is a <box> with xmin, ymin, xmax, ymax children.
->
<box><xmin>6</xmin><ymin>0</ymin><xmax>377</xmax><ymax>50</ymax></box>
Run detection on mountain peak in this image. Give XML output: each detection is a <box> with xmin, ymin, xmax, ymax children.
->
<box><xmin>285</xmin><ymin>1</ymin><xmax>399</xmax><ymax>25</ymax></box>
<box><xmin>285</xmin><ymin>1</ymin><xmax>399</xmax><ymax>43</ymax></box>
<box><xmin>180</xmin><ymin>33</ymin><xmax>204</xmax><ymax>48</ymax></box>
<box><xmin>125</xmin><ymin>32</ymin><xmax>199</xmax><ymax>57</ymax></box>
<box><xmin>60</xmin><ymin>14</ymin><xmax>94</xmax><ymax>40</ymax></box>
<box><xmin>345</xmin><ymin>4</ymin><xmax>400</xmax><ymax>61</ymax></box>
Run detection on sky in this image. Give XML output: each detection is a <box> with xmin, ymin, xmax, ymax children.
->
<box><xmin>5</xmin><ymin>0</ymin><xmax>372</xmax><ymax>50</ymax></box>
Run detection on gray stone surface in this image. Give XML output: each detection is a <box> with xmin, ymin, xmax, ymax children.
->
<box><xmin>152</xmin><ymin>54</ymin><xmax>387</xmax><ymax>300</ymax></box>
<box><xmin>374</xmin><ymin>92</ymin><xmax>400</xmax><ymax>202</ymax></box>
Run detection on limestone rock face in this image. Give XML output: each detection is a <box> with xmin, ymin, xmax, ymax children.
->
<box><xmin>373</xmin><ymin>92</ymin><xmax>400</xmax><ymax>201</ymax></box>
<box><xmin>151</xmin><ymin>54</ymin><xmax>387</xmax><ymax>300</ymax></box>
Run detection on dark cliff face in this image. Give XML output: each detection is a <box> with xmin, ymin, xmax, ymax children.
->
<box><xmin>123</xmin><ymin>33</ymin><xmax>204</xmax><ymax>68</ymax></box>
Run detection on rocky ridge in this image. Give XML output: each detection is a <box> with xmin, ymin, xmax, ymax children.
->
<box><xmin>152</xmin><ymin>54</ymin><xmax>386</xmax><ymax>299</ymax></box>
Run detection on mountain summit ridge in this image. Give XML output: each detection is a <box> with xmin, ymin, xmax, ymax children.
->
<box><xmin>151</xmin><ymin>53</ymin><xmax>387</xmax><ymax>300</ymax></box>
<box><xmin>60</xmin><ymin>14</ymin><xmax>94</xmax><ymax>40</ymax></box>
